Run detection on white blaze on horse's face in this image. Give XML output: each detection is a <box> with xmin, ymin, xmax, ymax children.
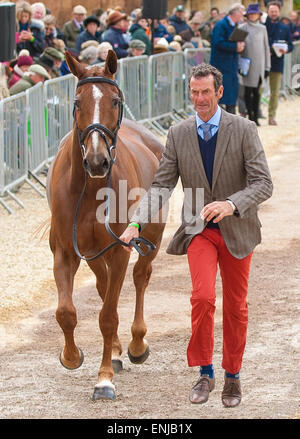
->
<box><xmin>92</xmin><ymin>85</ymin><xmax>103</xmax><ymax>163</ymax></box>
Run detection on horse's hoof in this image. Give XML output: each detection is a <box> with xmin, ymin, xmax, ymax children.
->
<box><xmin>92</xmin><ymin>385</ymin><xmax>116</xmax><ymax>401</ymax></box>
<box><xmin>59</xmin><ymin>347</ymin><xmax>84</xmax><ymax>370</ymax></box>
<box><xmin>112</xmin><ymin>359</ymin><xmax>123</xmax><ymax>373</ymax></box>
<box><xmin>127</xmin><ymin>345</ymin><xmax>150</xmax><ymax>364</ymax></box>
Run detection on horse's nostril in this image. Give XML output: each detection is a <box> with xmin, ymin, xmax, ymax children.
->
<box><xmin>102</xmin><ymin>158</ymin><xmax>109</xmax><ymax>169</ymax></box>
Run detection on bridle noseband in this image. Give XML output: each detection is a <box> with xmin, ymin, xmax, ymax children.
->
<box><xmin>72</xmin><ymin>75</ymin><xmax>156</xmax><ymax>260</ymax></box>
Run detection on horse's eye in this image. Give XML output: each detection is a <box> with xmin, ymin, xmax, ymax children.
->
<box><xmin>74</xmin><ymin>99</ymin><xmax>80</xmax><ymax>109</ymax></box>
<box><xmin>112</xmin><ymin>98</ymin><xmax>119</xmax><ymax>108</ymax></box>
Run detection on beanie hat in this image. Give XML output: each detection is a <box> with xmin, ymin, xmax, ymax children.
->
<box><xmin>17</xmin><ymin>54</ymin><xmax>34</xmax><ymax>67</ymax></box>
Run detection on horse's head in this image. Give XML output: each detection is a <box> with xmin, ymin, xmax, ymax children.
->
<box><xmin>66</xmin><ymin>50</ymin><xmax>123</xmax><ymax>178</ymax></box>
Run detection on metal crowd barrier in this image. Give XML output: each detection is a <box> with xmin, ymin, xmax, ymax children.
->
<box><xmin>1</xmin><ymin>46</ymin><xmax>299</xmax><ymax>213</ymax></box>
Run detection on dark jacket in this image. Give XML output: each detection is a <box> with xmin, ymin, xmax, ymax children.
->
<box><xmin>101</xmin><ymin>27</ymin><xmax>129</xmax><ymax>59</ymax></box>
<box><xmin>153</xmin><ymin>22</ymin><xmax>173</xmax><ymax>42</ymax></box>
<box><xmin>129</xmin><ymin>23</ymin><xmax>151</xmax><ymax>55</ymax></box>
<box><xmin>74</xmin><ymin>30</ymin><xmax>102</xmax><ymax>54</ymax></box>
<box><xmin>16</xmin><ymin>19</ymin><xmax>45</xmax><ymax>58</ymax></box>
<box><xmin>265</xmin><ymin>17</ymin><xmax>293</xmax><ymax>73</ymax></box>
<box><xmin>169</xmin><ymin>14</ymin><xmax>189</xmax><ymax>34</ymax></box>
<box><xmin>210</xmin><ymin>16</ymin><xmax>238</xmax><ymax>106</ymax></box>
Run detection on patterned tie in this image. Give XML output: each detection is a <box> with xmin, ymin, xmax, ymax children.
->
<box><xmin>201</xmin><ymin>123</ymin><xmax>212</xmax><ymax>142</ymax></box>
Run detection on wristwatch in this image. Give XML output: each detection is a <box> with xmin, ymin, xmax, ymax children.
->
<box><xmin>226</xmin><ymin>199</ymin><xmax>239</xmax><ymax>216</ymax></box>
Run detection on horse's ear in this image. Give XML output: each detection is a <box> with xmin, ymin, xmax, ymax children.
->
<box><xmin>65</xmin><ymin>51</ymin><xmax>86</xmax><ymax>79</ymax></box>
<box><xmin>104</xmin><ymin>50</ymin><xmax>118</xmax><ymax>77</ymax></box>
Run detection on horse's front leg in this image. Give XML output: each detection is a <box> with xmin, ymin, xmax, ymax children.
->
<box><xmin>87</xmin><ymin>257</ymin><xmax>123</xmax><ymax>373</ymax></box>
<box><xmin>128</xmin><ymin>228</ymin><xmax>164</xmax><ymax>364</ymax></box>
<box><xmin>52</xmin><ymin>242</ymin><xmax>83</xmax><ymax>369</ymax></box>
<box><xmin>92</xmin><ymin>250</ymin><xmax>130</xmax><ymax>400</ymax></box>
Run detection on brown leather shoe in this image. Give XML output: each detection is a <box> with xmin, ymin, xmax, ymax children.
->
<box><xmin>268</xmin><ymin>117</ymin><xmax>277</xmax><ymax>125</ymax></box>
<box><xmin>222</xmin><ymin>375</ymin><xmax>242</xmax><ymax>408</ymax></box>
<box><xmin>189</xmin><ymin>375</ymin><xmax>215</xmax><ymax>404</ymax></box>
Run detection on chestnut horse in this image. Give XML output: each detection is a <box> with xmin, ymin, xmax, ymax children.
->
<box><xmin>47</xmin><ymin>50</ymin><xmax>166</xmax><ymax>400</ymax></box>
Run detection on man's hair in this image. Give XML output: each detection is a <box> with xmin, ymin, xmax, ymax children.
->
<box><xmin>267</xmin><ymin>1</ymin><xmax>282</xmax><ymax>10</ymax></box>
<box><xmin>189</xmin><ymin>63</ymin><xmax>223</xmax><ymax>91</ymax></box>
<box><xmin>211</xmin><ymin>7</ymin><xmax>219</xmax><ymax>13</ymax></box>
<box><xmin>228</xmin><ymin>3</ymin><xmax>244</xmax><ymax>15</ymax></box>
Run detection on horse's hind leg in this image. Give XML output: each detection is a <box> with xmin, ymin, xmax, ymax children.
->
<box><xmin>87</xmin><ymin>257</ymin><xmax>123</xmax><ymax>373</ymax></box>
<box><xmin>128</xmin><ymin>231</ymin><xmax>163</xmax><ymax>364</ymax></box>
<box><xmin>53</xmin><ymin>245</ymin><xmax>83</xmax><ymax>369</ymax></box>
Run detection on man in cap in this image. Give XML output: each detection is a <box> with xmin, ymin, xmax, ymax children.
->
<box><xmin>169</xmin><ymin>5</ymin><xmax>190</xmax><ymax>34</ymax></box>
<box><xmin>180</xmin><ymin>15</ymin><xmax>204</xmax><ymax>47</ymax></box>
<box><xmin>75</xmin><ymin>15</ymin><xmax>102</xmax><ymax>55</ymax></box>
<box><xmin>128</xmin><ymin>39</ymin><xmax>146</xmax><ymax>57</ymax></box>
<box><xmin>101</xmin><ymin>10</ymin><xmax>130</xmax><ymax>59</ymax></box>
<box><xmin>34</xmin><ymin>47</ymin><xmax>64</xmax><ymax>78</ymax></box>
<box><xmin>10</xmin><ymin>64</ymin><xmax>50</xmax><ymax>95</ymax></box>
<box><xmin>62</xmin><ymin>5</ymin><xmax>87</xmax><ymax>49</ymax></box>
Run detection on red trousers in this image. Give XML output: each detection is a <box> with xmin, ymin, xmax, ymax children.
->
<box><xmin>186</xmin><ymin>228</ymin><xmax>252</xmax><ymax>374</ymax></box>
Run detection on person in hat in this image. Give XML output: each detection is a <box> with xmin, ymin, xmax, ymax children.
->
<box><xmin>62</xmin><ymin>5</ymin><xmax>87</xmax><ymax>50</ymax></box>
<box><xmin>9</xmin><ymin>63</ymin><xmax>50</xmax><ymax>96</ymax></box>
<box><xmin>8</xmin><ymin>50</ymin><xmax>34</xmax><ymax>88</ymax></box>
<box><xmin>153</xmin><ymin>37</ymin><xmax>169</xmax><ymax>54</ymax></box>
<box><xmin>34</xmin><ymin>47</ymin><xmax>64</xmax><ymax>78</ymax></box>
<box><xmin>79</xmin><ymin>41</ymin><xmax>99</xmax><ymax>65</ymax></box>
<box><xmin>101</xmin><ymin>10</ymin><xmax>130</xmax><ymax>59</ymax></box>
<box><xmin>129</xmin><ymin>14</ymin><xmax>151</xmax><ymax>55</ymax></box>
<box><xmin>169</xmin><ymin>5</ymin><xmax>189</xmax><ymax>34</ymax></box>
<box><xmin>43</xmin><ymin>15</ymin><xmax>66</xmax><ymax>48</ymax></box>
<box><xmin>75</xmin><ymin>15</ymin><xmax>102</xmax><ymax>55</ymax></box>
<box><xmin>239</xmin><ymin>4</ymin><xmax>271</xmax><ymax>125</ymax></box>
<box><xmin>128</xmin><ymin>39</ymin><xmax>146</xmax><ymax>57</ymax></box>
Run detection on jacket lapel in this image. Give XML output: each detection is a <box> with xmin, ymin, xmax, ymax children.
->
<box><xmin>212</xmin><ymin>109</ymin><xmax>232</xmax><ymax>191</ymax></box>
<box><xmin>187</xmin><ymin>116</ymin><xmax>211</xmax><ymax>192</ymax></box>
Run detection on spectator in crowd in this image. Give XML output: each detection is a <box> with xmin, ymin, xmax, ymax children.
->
<box><xmin>101</xmin><ymin>10</ymin><xmax>130</xmax><ymax>59</ymax></box>
<box><xmin>209</xmin><ymin>7</ymin><xmax>220</xmax><ymax>23</ymax></box>
<box><xmin>31</xmin><ymin>2</ymin><xmax>46</xmax><ymax>26</ymax></box>
<box><xmin>191</xmin><ymin>11</ymin><xmax>212</xmax><ymax>42</ymax></box>
<box><xmin>16</xmin><ymin>1</ymin><xmax>45</xmax><ymax>58</ymax></box>
<box><xmin>129</xmin><ymin>14</ymin><xmax>151</xmax><ymax>56</ymax></box>
<box><xmin>153</xmin><ymin>37</ymin><xmax>170</xmax><ymax>54</ymax></box>
<box><xmin>8</xmin><ymin>49</ymin><xmax>33</xmax><ymax>88</ymax></box>
<box><xmin>9</xmin><ymin>64</ymin><xmax>50</xmax><ymax>95</ymax></box>
<box><xmin>265</xmin><ymin>1</ymin><xmax>293</xmax><ymax>125</ymax></box>
<box><xmin>79</xmin><ymin>41</ymin><xmax>99</xmax><ymax>65</ymax></box>
<box><xmin>0</xmin><ymin>63</ymin><xmax>10</xmax><ymax>101</ymax></box>
<box><xmin>239</xmin><ymin>4</ymin><xmax>270</xmax><ymax>126</ymax></box>
<box><xmin>169</xmin><ymin>40</ymin><xmax>182</xmax><ymax>51</ymax></box>
<box><xmin>128</xmin><ymin>39</ymin><xmax>146</xmax><ymax>57</ymax></box>
<box><xmin>293</xmin><ymin>14</ymin><xmax>300</xmax><ymax>40</ymax></box>
<box><xmin>62</xmin><ymin>5</ymin><xmax>87</xmax><ymax>50</ymax></box>
<box><xmin>210</xmin><ymin>3</ymin><xmax>245</xmax><ymax>114</ymax></box>
<box><xmin>43</xmin><ymin>15</ymin><xmax>66</xmax><ymax>48</ymax></box>
<box><xmin>169</xmin><ymin>5</ymin><xmax>189</xmax><ymax>34</ymax></box>
<box><xmin>180</xmin><ymin>16</ymin><xmax>206</xmax><ymax>48</ymax></box>
<box><xmin>75</xmin><ymin>15</ymin><xmax>102</xmax><ymax>55</ymax></box>
<box><xmin>153</xmin><ymin>19</ymin><xmax>173</xmax><ymax>43</ymax></box>
<box><xmin>91</xmin><ymin>42</ymin><xmax>113</xmax><ymax>64</ymax></box>
<box><xmin>34</xmin><ymin>47</ymin><xmax>64</xmax><ymax>78</ymax></box>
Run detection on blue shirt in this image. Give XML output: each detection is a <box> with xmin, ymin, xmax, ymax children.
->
<box><xmin>196</xmin><ymin>105</ymin><xmax>221</xmax><ymax>139</ymax></box>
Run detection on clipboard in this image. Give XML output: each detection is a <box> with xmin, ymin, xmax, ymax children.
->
<box><xmin>229</xmin><ymin>27</ymin><xmax>248</xmax><ymax>42</ymax></box>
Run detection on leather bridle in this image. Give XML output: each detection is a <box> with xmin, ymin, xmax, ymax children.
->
<box><xmin>72</xmin><ymin>75</ymin><xmax>156</xmax><ymax>260</ymax></box>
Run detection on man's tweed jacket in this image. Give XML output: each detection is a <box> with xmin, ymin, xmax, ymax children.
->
<box><xmin>131</xmin><ymin>109</ymin><xmax>273</xmax><ymax>259</ymax></box>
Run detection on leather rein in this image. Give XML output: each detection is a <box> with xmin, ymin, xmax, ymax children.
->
<box><xmin>72</xmin><ymin>75</ymin><xmax>156</xmax><ymax>261</ymax></box>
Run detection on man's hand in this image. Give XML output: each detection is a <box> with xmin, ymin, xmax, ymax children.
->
<box><xmin>200</xmin><ymin>201</ymin><xmax>235</xmax><ymax>224</ymax></box>
<box><xmin>237</xmin><ymin>41</ymin><xmax>245</xmax><ymax>53</ymax></box>
<box><xmin>119</xmin><ymin>225</ymin><xmax>140</xmax><ymax>252</ymax></box>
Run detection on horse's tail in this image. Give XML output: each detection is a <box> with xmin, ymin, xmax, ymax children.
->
<box><xmin>32</xmin><ymin>217</ymin><xmax>51</xmax><ymax>241</ymax></box>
